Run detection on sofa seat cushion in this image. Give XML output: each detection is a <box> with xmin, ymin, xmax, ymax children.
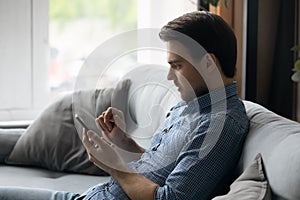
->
<box><xmin>0</xmin><ymin>164</ymin><xmax>110</xmax><ymax>194</ymax></box>
<box><xmin>240</xmin><ymin>101</ymin><xmax>300</xmax><ymax>200</ymax></box>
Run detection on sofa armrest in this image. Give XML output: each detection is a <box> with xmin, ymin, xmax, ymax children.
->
<box><xmin>0</xmin><ymin>120</ymin><xmax>32</xmax><ymax>129</ymax></box>
<box><xmin>0</xmin><ymin>129</ymin><xmax>25</xmax><ymax>163</ymax></box>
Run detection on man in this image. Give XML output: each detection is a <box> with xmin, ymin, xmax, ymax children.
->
<box><xmin>77</xmin><ymin>10</ymin><xmax>249</xmax><ymax>200</ymax></box>
<box><xmin>0</xmin><ymin>11</ymin><xmax>249</xmax><ymax>200</ymax></box>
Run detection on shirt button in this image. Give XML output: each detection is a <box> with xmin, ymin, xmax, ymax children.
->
<box><xmin>138</xmin><ymin>160</ymin><xmax>143</xmax><ymax>164</ymax></box>
<box><xmin>152</xmin><ymin>143</ymin><xmax>161</xmax><ymax>151</ymax></box>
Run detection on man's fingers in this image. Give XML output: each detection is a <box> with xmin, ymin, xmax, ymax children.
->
<box><xmin>103</xmin><ymin>107</ymin><xmax>114</xmax><ymax>130</ymax></box>
<box><xmin>113</xmin><ymin>114</ymin><xmax>126</xmax><ymax>131</ymax></box>
<box><xmin>87</xmin><ymin>132</ymin><xmax>113</xmax><ymax>151</ymax></box>
<box><xmin>82</xmin><ymin>128</ymin><xmax>94</xmax><ymax>150</ymax></box>
<box><xmin>100</xmin><ymin>136</ymin><xmax>113</xmax><ymax>148</ymax></box>
<box><xmin>83</xmin><ymin>129</ymin><xmax>111</xmax><ymax>151</ymax></box>
<box><xmin>82</xmin><ymin>130</ymin><xmax>104</xmax><ymax>153</ymax></box>
<box><xmin>101</xmin><ymin>130</ymin><xmax>113</xmax><ymax>145</ymax></box>
<box><xmin>100</xmin><ymin>107</ymin><xmax>126</xmax><ymax>132</ymax></box>
<box><xmin>87</xmin><ymin>131</ymin><xmax>103</xmax><ymax>145</ymax></box>
<box><xmin>95</xmin><ymin>116</ymin><xmax>110</xmax><ymax>132</ymax></box>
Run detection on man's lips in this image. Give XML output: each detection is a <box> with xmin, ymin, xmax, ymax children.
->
<box><xmin>173</xmin><ymin>82</ymin><xmax>181</xmax><ymax>92</ymax></box>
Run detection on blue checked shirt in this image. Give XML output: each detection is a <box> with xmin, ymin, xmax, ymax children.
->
<box><xmin>81</xmin><ymin>82</ymin><xmax>249</xmax><ymax>200</ymax></box>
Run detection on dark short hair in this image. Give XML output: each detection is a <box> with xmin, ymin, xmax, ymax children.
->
<box><xmin>159</xmin><ymin>11</ymin><xmax>237</xmax><ymax>78</ymax></box>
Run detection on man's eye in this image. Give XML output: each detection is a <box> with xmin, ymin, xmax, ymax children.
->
<box><xmin>173</xmin><ymin>64</ymin><xmax>181</xmax><ymax>70</ymax></box>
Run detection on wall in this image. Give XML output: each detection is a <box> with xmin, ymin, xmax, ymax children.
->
<box><xmin>210</xmin><ymin>0</ymin><xmax>245</xmax><ymax>98</ymax></box>
<box><xmin>0</xmin><ymin>0</ymin><xmax>49</xmax><ymax>121</ymax></box>
<box><xmin>137</xmin><ymin>0</ymin><xmax>196</xmax><ymax>65</ymax></box>
<box><xmin>297</xmin><ymin>0</ymin><xmax>300</xmax><ymax>122</ymax></box>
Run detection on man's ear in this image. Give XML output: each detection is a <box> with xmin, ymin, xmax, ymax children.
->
<box><xmin>208</xmin><ymin>53</ymin><xmax>218</xmax><ymax>64</ymax></box>
<box><xmin>201</xmin><ymin>53</ymin><xmax>225</xmax><ymax>91</ymax></box>
<box><xmin>205</xmin><ymin>53</ymin><xmax>217</xmax><ymax>73</ymax></box>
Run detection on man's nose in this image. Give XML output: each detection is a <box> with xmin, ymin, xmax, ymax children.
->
<box><xmin>167</xmin><ymin>68</ymin><xmax>174</xmax><ymax>80</ymax></box>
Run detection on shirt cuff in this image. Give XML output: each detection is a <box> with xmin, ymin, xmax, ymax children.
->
<box><xmin>154</xmin><ymin>186</ymin><xmax>163</xmax><ymax>200</ymax></box>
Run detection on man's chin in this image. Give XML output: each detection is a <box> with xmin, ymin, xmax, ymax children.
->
<box><xmin>180</xmin><ymin>94</ymin><xmax>194</xmax><ymax>102</ymax></box>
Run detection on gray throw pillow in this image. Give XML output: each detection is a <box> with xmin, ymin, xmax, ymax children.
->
<box><xmin>212</xmin><ymin>153</ymin><xmax>271</xmax><ymax>200</ymax></box>
<box><xmin>5</xmin><ymin>79</ymin><xmax>131</xmax><ymax>175</ymax></box>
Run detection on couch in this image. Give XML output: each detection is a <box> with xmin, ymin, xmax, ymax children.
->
<box><xmin>0</xmin><ymin>65</ymin><xmax>299</xmax><ymax>200</ymax></box>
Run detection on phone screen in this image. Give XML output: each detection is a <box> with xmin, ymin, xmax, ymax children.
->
<box><xmin>74</xmin><ymin>114</ymin><xmax>89</xmax><ymax>130</ymax></box>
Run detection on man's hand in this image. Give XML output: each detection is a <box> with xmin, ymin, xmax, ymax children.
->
<box><xmin>98</xmin><ymin>107</ymin><xmax>126</xmax><ymax>133</ymax></box>
<box><xmin>96</xmin><ymin>107</ymin><xmax>145</xmax><ymax>155</ymax></box>
<box><xmin>82</xmin><ymin>129</ymin><xmax>158</xmax><ymax>200</ymax></box>
<box><xmin>82</xmin><ymin>129</ymin><xmax>131</xmax><ymax>173</ymax></box>
<box><xmin>82</xmin><ymin>108</ymin><xmax>158</xmax><ymax>200</ymax></box>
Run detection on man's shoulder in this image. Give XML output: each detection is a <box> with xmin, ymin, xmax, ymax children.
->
<box><xmin>226</xmin><ymin>98</ymin><xmax>249</xmax><ymax>126</ymax></box>
<box><xmin>208</xmin><ymin>98</ymin><xmax>249</xmax><ymax>130</ymax></box>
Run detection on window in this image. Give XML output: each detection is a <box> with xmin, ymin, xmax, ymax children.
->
<box><xmin>0</xmin><ymin>0</ymin><xmax>137</xmax><ymax>121</ymax></box>
<box><xmin>0</xmin><ymin>0</ymin><xmax>195</xmax><ymax>122</ymax></box>
<box><xmin>0</xmin><ymin>0</ymin><xmax>48</xmax><ymax>121</ymax></box>
<box><xmin>49</xmin><ymin>0</ymin><xmax>137</xmax><ymax>96</ymax></box>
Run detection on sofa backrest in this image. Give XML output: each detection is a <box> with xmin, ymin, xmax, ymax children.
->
<box><xmin>122</xmin><ymin>64</ymin><xmax>180</xmax><ymax>147</ymax></box>
<box><xmin>240</xmin><ymin>100</ymin><xmax>300</xmax><ymax>200</ymax></box>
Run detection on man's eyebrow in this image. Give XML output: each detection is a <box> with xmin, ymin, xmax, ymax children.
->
<box><xmin>168</xmin><ymin>60</ymin><xmax>183</xmax><ymax>65</ymax></box>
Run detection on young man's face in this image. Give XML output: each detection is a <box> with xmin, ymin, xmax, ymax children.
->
<box><xmin>166</xmin><ymin>41</ymin><xmax>208</xmax><ymax>102</ymax></box>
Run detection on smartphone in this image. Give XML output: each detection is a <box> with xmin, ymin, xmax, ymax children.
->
<box><xmin>74</xmin><ymin>114</ymin><xmax>90</xmax><ymax>131</ymax></box>
<box><xmin>75</xmin><ymin>113</ymin><xmax>109</xmax><ymax>144</ymax></box>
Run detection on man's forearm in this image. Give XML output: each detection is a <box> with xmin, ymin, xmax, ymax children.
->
<box><xmin>124</xmin><ymin>136</ymin><xmax>145</xmax><ymax>153</ymax></box>
<box><xmin>117</xmin><ymin>136</ymin><xmax>145</xmax><ymax>163</ymax></box>
<box><xmin>111</xmin><ymin>170</ymin><xmax>158</xmax><ymax>200</ymax></box>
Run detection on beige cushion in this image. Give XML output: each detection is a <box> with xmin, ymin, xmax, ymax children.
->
<box><xmin>213</xmin><ymin>153</ymin><xmax>271</xmax><ymax>200</ymax></box>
